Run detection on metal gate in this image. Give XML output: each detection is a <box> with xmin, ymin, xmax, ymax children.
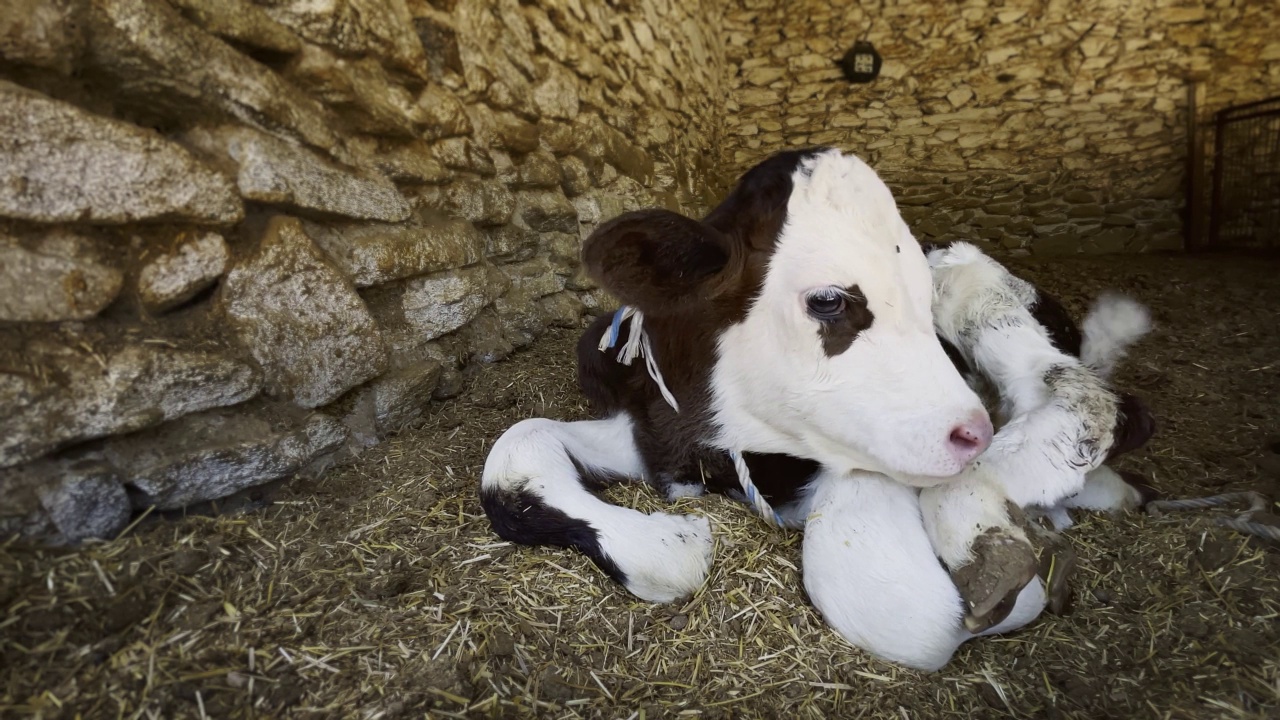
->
<box><xmin>1209</xmin><ymin>96</ymin><xmax>1280</xmax><ymax>251</ymax></box>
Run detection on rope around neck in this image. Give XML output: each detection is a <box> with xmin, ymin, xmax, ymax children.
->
<box><xmin>599</xmin><ymin>306</ymin><xmax>789</xmax><ymax>528</ymax></box>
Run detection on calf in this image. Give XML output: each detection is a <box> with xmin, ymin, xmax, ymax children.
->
<box><xmin>481</xmin><ymin>147</ymin><xmax>1005</xmax><ymax>604</ymax></box>
<box><xmin>800</xmin><ymin>242</ymin><xmax>1159</xmax><ymax>670</ymax></box>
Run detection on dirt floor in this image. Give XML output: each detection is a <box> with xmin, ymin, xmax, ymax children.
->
<box><xmin>3</xmin><ymin>253</ymin><xmax>1279</xmax><ymax>720</ymax></box>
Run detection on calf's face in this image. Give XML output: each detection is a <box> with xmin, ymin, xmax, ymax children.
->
<box><xmin>583</xmin><ymin>148</ymin><xmax>992</xmax><ymax>481</ymax></box>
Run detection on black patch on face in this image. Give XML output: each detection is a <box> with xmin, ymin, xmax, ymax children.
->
<box><xmin>479</xmin><ymin>485</ymin><xmax>628</xmax><ymax>587</ymax></box>
<box><xmin>813</xmin><ymin>284</ymin><xmax>875</xmax><ymax>357</ymax></box>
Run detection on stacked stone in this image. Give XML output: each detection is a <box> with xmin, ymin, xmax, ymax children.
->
<box><xmin>721</xmin><ymin>0</ymin><xmax>1280</xmax><ymax>255</ymax></box>
<box><xmin>0</xmin><ymin>0</ymin><xmax>726</xmax><ymax>544</ymax></box>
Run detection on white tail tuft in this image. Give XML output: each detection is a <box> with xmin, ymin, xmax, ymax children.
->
<box><xmin>1080</xmin><ymin>292</ymin><xmax>1152</xmax><ymax>378</ymax></box>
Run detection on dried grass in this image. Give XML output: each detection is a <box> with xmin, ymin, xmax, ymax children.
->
<box><xmin>2</xmin><ymin>253</ymin><xmax>1279</xmax><ymax>719</ymax></box>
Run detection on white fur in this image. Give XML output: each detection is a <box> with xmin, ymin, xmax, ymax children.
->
<box><xmin>710</xmin><ymin>149</ymin><xmax>991</xmax><ymax>482</ymax></box>
<box><xmin>481</xmin><ymin>414</ymin><xmax>714</xmax><ymax>604</ymax></box>
<box><xmin>915</xmin><ymin>242</ymin><xmax>1132</xmax><ymax>565</ymax></box>
<box><xmin>803</xmin><ymin>470</ymin><xmax>1046</xmax><ymax>672</ymax></box>
<box><xmin>1081</xmin><ymin>292</ymin><xmax>1152</xmax><ymax>378</ymax></box>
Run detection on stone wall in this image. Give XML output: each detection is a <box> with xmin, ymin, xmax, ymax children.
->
<box><xmin>722</xmin><ymin>0</ymin><xmax>1280</xmax><ymax>255</ymax></box>
<box><xmin>0</xmin><ymin>0</ymin><xmax>727</xmax><ymax>544</ymax></box>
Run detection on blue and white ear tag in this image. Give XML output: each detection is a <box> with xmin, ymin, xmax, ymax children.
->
<box><xmin>599</xmin><ymin>306</ymin><xmax>796</xmax><ymax>529</ymax></box>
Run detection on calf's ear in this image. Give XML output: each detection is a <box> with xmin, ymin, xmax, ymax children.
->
<box><xmin>582</xmin><ymin>208</ymin><xmax>744</xmax><ymax>315</ymax></box>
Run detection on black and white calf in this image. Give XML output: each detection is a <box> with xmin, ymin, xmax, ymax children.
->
<box><xmin>482</xmin><ymin>147</ymin><xmax>1000</xmax><ymax>603</ymax></box>
<box><xmin>478</xmin><ymin>148</ymin><xmax>1156</xmax><ymax>668</ymax></box>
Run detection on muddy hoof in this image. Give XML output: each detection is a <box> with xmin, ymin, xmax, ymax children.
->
<box><xmin>952</xmin><ymin>528</ymin><xmax>1040</xmax><ymax>634</ymax></box>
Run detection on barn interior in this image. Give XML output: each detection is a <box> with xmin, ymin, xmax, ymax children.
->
<box><xmin>2</xmin><ymin>0</ymin><xmax>1279</xmax><ymax>717</ymax></box>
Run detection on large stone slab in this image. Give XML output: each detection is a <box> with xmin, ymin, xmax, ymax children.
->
<box><xmin>220</xmin><ymin>216</ymin><xmax>389</xmax><ymax>408</ymax></box>
<box><xmin>283</xmin><ymin>45</ymin><xmax>419</xmax><ymax>138</ymax></box>
<box><xmin>0</xmin><ymin>341</ymin><xmax>261</xmax><ymax>468</ymax></box>
<box><xmin>303</xmin><ymin>211</ymin><xmax>484</xmax><ymax>287</ymax></box>
<box><xmin>259</xmin><ymin>0</ymin><xmax>429</xmax><ymax>80</ymax></box>
<box><xmin>0</xmin><ymin>458</ymin><xmax>131</xmax><ymax>544</ymax></box>
<box><xmin>86</xmin><ymin>0</ymin><xmax>344</xmax><ymax>158</ymax></box>
<box><xmin>137</xmin><ymin>230</ymin><xmax>230</xmax><ymax>313</ymax></box>
<box><xmin>104</xmin><ymin>409</ymin><xmax>348</xmax><ymax>509</ymax></box>
<box><xmin>0</xmin><ymin>229</ymin><xmax>124</xmax><ymax>321</ymax></box>
<box><xmin>400</xmin><ymin>264</ymin><xmax>510</xmax><ymax>341</ymax></box>
<box><xmin>168</xmin><ymin>0</ymin><xmax>302</xmax><ymax>54</ymax></box>
<box><xmin>0</xmin><ymin>81</ymin><xmax>243</xmax><ymax>225</ymax></box>
<box><xmin>182</xmin><ymin>124</ymin><xmax>411</xmax><ymax>222</ymax></box>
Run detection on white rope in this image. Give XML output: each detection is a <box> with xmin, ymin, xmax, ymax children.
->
<box><xmin>728</xmin><ymin>449</ymin><xmax>801</xmax><ymax>529</ymax></box>
<box><xmin>599</xmin><ymin>306</ymin><xmax>792</xmax><ymax>528</ymax></box>
<box><xmin>598</xmin><ymin>306</ymin><xmax>679</xmax><ymax>412</ymax></box>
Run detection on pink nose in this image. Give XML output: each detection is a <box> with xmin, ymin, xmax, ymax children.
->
<box><xmin>948</xmin><ymin>412</ymin><xmax>993</xmax><ymax>465</ymax></box>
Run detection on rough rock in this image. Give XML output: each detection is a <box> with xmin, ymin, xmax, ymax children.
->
<box><xmin>86</xmin><ymin>0</ymin><xmax>344</xmax><ymax>157</ymax></box>
<box><xmin>0</xmin><ymin>458</ymin><xmax>131</xmax><ymax>544</ymax></box>
<box><xmin>515</xmin><ymin>151</ymin><xmax>564</xmax><ymax>189</ymax></box>
<box><xmin>104</xmin><ymin>409</ymin><xmax>348</xmax><ymax>509</ymax></box>
<box><xmin>182</xmin><ymin>124</ymin><xmax>410</xmax><ymax>223</ymax></box>
<box><xmin>0</xmin><ymin>81</ymin><xmax>242</xmax><ymax>225</ymax></box>
<box><xmin>220</xmin><ymin>216</ymin><xmax>388</xmax><ymax>408</ymax></box>
<box><xmin>412</xmin><ymin>12</ymin><xmax>463</xmax><ymax>79</ymax></box>
<box><xmin>283</xmin><ymin>45</ymin><xmax>419</xmax><ymax>137</ymax></box>
<box><xmin>439</xmin><ymin>179</ymin><xmax>515</xmax><ymax>226</ymax></box>
<box><xmin>0</xmin><ymin>229</ymin><xmax>124</xmax><ymax>321</ymax></box>
<box><xmin>518</xmin><ymin>191</ymin><xmax>578</xmax><ymax>234</ymax></box>
<box><xmin>168</xmin><ymin>0</ymin><xmax>302</xmax><ymax>54</ymax></box>
<box><xmin>259</xmin><ymin>0</ymin><xmax>429</xmax><ymax>80</ymax></box>
<box><xmin>396</xmin><ymin>264</ymin><xmax>510</xmax><ymax>341</ymax></box>
<box><xmin>367</xmin><ymin>360</ymin><xmax>444</xmax><ymax>433</ymax></box>
<box><xmin>433</xmin><ymin>137</ymin><xmax>496</xmax><ymax>175</ymax></box>
<box><xmin>533</xmin><ymin>63</ymin><xmax>580</xmax><ymax>120</ymax></box>
<box><xmin>559</xmin><ymin>156</ymin><xmax>592</xmax><ymax>196</ymax></box>
<box><xmin>484</xmin><ymin>225</ymin><xmax>539</xmax><ymax>260</ymax></box>
<box><xmin>302</xmin><ymin>211</ymin><xmax>484</xmax><ymax>287</ymax></box>
<box><xmin>415</xmin><ymin>85</ymin><xmax>474</xmax><ymax>139</ymax></box>
<box><xmin>368</xmin><ymin>140</ymin><xmax>453</xmax><ymax>185</ymax></box>
<box><xmin>496</xmin><ymin>113</ymin><xmax>541</xmax><ymax>154</ymax></box>
<box><xmin>137</xmin><ymin>230</ymin><xmax>229</xmax><ymax>313</ymax></box>
<box><xmin>0</xmin><ymin>0</ymin><xmax>83</xmax><ymax>74</ymax></box>
<box><xmin>1</xmin><ymin>340</ymin><xmax>260</xmax><ymax>468</ymax></box>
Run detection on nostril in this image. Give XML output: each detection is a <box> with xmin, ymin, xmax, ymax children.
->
<box><xmin>948</xmin><ymin>413</ymin><xmax>993</xmax><ymax>460</ymax></box>
<box><xmin>949</xmin><ymin>425</ymin><xmax>984</xmax><ymax>450</ymax></box>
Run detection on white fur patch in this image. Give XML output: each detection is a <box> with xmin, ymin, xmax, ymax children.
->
<box><xmin>803</xmin><ymin>470</ymin><xmax>1046</xmax><ymax>671</ymax></box>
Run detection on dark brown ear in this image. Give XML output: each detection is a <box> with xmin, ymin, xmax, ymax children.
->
<box><xmin>582</xmin><ymin>208</ymin><xmax>743</xmax><ymax>315</ymax></box>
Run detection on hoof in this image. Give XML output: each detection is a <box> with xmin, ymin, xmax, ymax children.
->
<box><xmin>952</xmin><ymin>528</ymin><xmax>1040</xmax><ymax>634</ymax></box>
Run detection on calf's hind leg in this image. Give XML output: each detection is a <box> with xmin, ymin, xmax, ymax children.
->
<box><xmin>480</xmin><ymin>413</ymin><xmax>715</xmax><ymax>604</ymax></box>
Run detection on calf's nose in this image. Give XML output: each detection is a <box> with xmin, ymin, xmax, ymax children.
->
<box><xmin>947</xmin><ymin>411</ymin><xmax>993</xmax><ymax>465</ymax></box>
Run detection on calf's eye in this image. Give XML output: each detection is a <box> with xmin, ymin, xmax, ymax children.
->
<box><xmin>806</xmin><ymin>290</ymin><xmax>846</xmax><ymax>320</ymax></box>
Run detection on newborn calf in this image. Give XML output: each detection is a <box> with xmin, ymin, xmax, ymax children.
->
<box><xmin>801</xmin><ymin>242</ymin><xmax>1157</xmax><ymax>671</ymax></box>
<box><xmin>918</xmin><ymin>242</ymin><xmax>1156</xmax><ymax>630</ymax></box>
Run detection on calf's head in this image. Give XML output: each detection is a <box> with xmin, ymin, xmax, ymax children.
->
<box><xmin>584</xmin><ymin>148</ymin><xmax>991</xmax><ymax>481</ymax></box>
